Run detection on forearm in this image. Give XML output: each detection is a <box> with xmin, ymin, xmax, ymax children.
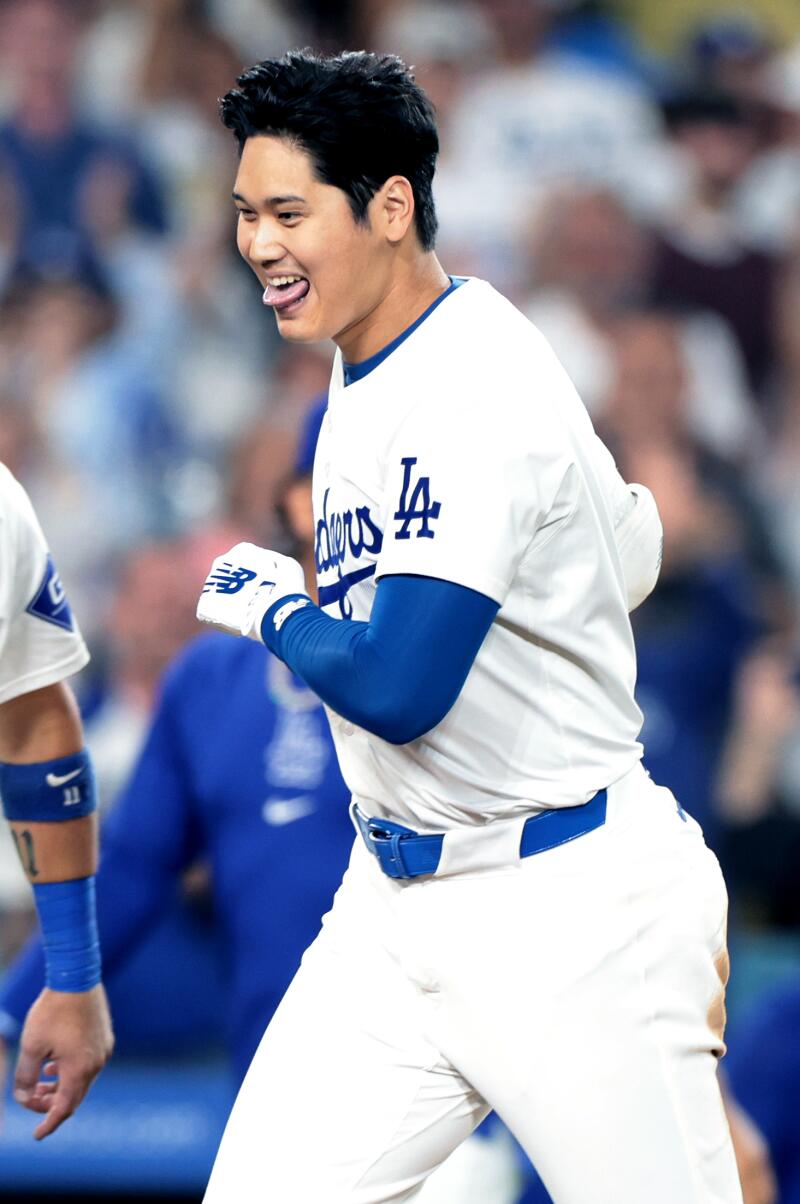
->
<box><xmin>264</xmin><ymin>576</ymin><xmax>498</xmax><ymax>745</ymax></box>
<box><xmin>275</xmin><ymin>607</ymin><xmax>415</xmax><ymax>741</ymax></box>
<box><xmin>0</xmin><ymin>682</ymin><xmax>96</xmax><ymax>883</ymax></box>
<box><xmin>0</xmin><ymin>682</ymin><xmax>101</xmax><ymax>993</ymax></box>
<box><xmin>8</xmin><ymin>815</ymin><xmax>97</xmax><ymax>884</ymax></box>
<box><xmin>0</xmin><ymin>838</ymin><xmax>179</xmax><ymax>1031</ymax></box>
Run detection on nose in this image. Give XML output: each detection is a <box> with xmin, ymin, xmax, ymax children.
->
<box><xmin>245</xmin><ymin>219</ymin><xmax>287</xmax><ymax>268</ymax></box>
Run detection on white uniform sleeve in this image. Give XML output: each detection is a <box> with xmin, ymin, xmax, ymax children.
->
<box><xmin>0</xmin><ymin>466</ymin><xmax>89</xmax><ymax>704</ymax></box>
<box><xmin>375</xmin><ymin>393</ymin><xmax>567</xmax><ymax>605</ymax></box>
<box><xmin>613</xmin><ymin>484</ymin><xmax>663</xmax><ymax>611</ymax></box>
<box><xmin>589</xmin><ymin>436</ymin><xmax>662</xmax><ymax>611</ymax></box>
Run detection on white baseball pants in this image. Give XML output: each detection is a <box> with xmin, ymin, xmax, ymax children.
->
<box><xmin>204</xmin><ymin>762</ymin><xmax>742</xmax><ymax>1203</ymax></box>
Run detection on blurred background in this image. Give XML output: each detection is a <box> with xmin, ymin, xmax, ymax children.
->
<box><xmin>1</xmin><ymin>0</ymin><xmax>800</xmax><ymax>1200</ymax></box>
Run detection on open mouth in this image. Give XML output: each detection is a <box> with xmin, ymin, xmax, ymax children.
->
<box><xmin>262</xmin><ymin>275</ymin><xmax>310</xmax><ymax>313</ymax></box>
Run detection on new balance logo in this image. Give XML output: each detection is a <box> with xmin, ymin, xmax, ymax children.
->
<box><xmin>394</xmin><ymin>457</ymin><xmax>441</xmax><ymax>540</ymax></box>
<box><xmin>202</xmin><ymin>563</ymin><xmax>265</xmax><ymax>596</ymax></box>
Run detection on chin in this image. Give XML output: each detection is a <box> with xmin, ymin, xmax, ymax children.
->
<box><xmin>273</xmin><ymin>312</ymin><xmax>318</xmax><ymax>341</ymax></box>
<box><xmin>276</xmin><ymin>310</ymin><xmax>337</xmax><ymax>345</ymax></box>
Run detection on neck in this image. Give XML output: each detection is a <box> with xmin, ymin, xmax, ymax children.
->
<box><xmin>336</xmin><ymin>253</ymin><xmax>450</xmax><ymax>364</ymax></box>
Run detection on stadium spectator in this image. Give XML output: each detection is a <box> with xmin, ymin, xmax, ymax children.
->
<box><xmin>0</xmin><ymin>0</ymin><xmax>168</xmax><ymax>278</ymax></box>
<box><xmin>133</xmin><ymin>4</ymin><xmax>243</xmax><ymax>237</ymax></box>
<box><xmin>683</xmin><ymin>10</ymin><xmax>774</xmax><ymax>108</ymax></box>
<box><xmin>521</xmin><ymin>186</ymin><xmax>758</xmax><ymax>461</ymax></box>
<box><xmin>593</xmin><ymin>316</ymin><xmax>793</xmax><ymax>852</ymax></box>
<box><xmin>0</xmin><ymin>261</ymin><xmax>185</xmax><ymax>638</ymax></box>
<box><xmin>733</xmin><ymin>35</ymin><xmax>800</xmax><ymax>253</ymax></box>
<box><xmin>433</xmin><ymin>0</ymin><xmax>670</xmax><ymax>290</ymax></box>
<box><xmin>755</xmin><ymin>248</ymin><xmax>800</xmax><ymax>600</ymax></box>
<box><xmin>715</xmin><ymin>644</ymin><xmax>800</xmax><ymax>928</ymax></box>
<box><xmin>621</xmin><ymin>440</ymin><xmax>762</xmax><ymax>847</ymax></box>
<box><xmin>652</xmin><ymin>89</ymin><xmax>779</xmax><ymax>394</ymax></box>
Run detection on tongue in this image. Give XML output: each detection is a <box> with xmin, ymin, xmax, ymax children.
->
<box><xmin>263</xmin><ymin>279</ymin><xmax>310</xmax><ymax>308</ymax></box>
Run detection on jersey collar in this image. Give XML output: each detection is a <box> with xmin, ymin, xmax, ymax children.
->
<box><xmin>342</xmin><ymin>276</ymin><xmax>467</xmax><ymax>387</ymax></box>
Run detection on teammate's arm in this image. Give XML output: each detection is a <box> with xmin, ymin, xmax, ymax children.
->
<box><xmin>0</xmin><ymin>680</ymin><xmax>113</xmax><ymax>1140</ymax></box>
<box><xmin>0</xmin><ymin>650</ymin><xmax>204</xmax><ymax>1066</ymax></box>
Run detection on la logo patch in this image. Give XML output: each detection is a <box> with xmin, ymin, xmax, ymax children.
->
<box><xmin>393</xmin><ymin>457</ymin><xmax>441</xmax><ymax>540</ymax></box>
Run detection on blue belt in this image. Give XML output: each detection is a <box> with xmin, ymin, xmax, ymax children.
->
<box><xmin>354</xmin><ymin>789</ymin><xmax>608</xmax><ymax>880</ymax></box>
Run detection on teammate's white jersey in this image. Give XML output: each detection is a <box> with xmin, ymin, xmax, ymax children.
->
<box><xmin>313</xmin><ymin>278</ymin><xmax>644</xmax><ymax>830</ymax></box>
<box><xmin>0</xmin><ymin>464</ymin><xmax>89</xmax><ymax>705</ymax></box>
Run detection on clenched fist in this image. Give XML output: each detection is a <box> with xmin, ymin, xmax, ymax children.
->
<box><xmin>197</xmin><ymin>542</ymin><xmax>310</xmax><ymax>644</ymax></box>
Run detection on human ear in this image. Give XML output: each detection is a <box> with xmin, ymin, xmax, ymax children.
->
<box><xmin>378</xmin><ymin>176</ymin><xmax>415</xmax><ymax>244</ymax></box>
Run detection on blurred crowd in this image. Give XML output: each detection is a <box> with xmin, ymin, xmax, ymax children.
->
<box><xmin>1</xmin><ymin>0</ymin><xmax>800</xmax><ymax>1197</ymax></box>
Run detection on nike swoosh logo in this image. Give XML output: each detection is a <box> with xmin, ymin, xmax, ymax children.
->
<box><xmin>262</xmin><ymin>796</ymin><xmax>317</xmax><ymax>827</ymax></box>
<box><xmin>46</xmin><ymin>769</ymin><xmax>82</xmax><ymax>788</ymax></box>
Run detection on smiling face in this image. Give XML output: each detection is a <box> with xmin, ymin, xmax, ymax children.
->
<box><xmin>233</xmin><ymin>135</ymin><xmax>404</xmax><ymax>349</ymax></box>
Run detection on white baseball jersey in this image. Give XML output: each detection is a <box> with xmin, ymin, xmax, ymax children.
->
<box><xmin>0</xmin><ymin>464</ymin><xmax>89</xmax><ymax>705</ymax></box>
<box><xmin>313</xmin><ymin>278</ymin><xmax>644</xmax><ymax>830</ymax></box>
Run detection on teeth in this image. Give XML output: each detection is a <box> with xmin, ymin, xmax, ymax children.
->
<box><xmin>270</xmin><ymin>275</ymin><xmax>303</xmax><ymax>286</ymax></box>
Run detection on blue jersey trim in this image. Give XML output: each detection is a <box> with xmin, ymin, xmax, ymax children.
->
<box><xmin>343</xmin><ymin>276</ymin><xmax>467</xmax><ymax>387</ymax></box>
<box><xmin>26</xmin><ymin>555</ymin><xmax>75</xmax><ymax>632</ymax></box>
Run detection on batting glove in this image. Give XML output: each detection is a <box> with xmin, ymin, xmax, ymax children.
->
<box><xmin>196</xmin><ymin>542</ymin><xmax>311</xmax><ymax>644</ymax></box>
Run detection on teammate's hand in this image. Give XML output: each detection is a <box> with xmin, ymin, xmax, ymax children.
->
<box><xmin>13</xmin><ymin>985</ymin><xmax>114</xmax><ymax>1140</ymax></box>
<box><xmin>197</xmin><ymin>542</ymin><xmax>308</xmax><ymax>643</ymax></box>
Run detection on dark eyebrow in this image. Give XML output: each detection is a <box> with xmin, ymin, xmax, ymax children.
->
<box><xmin>232</xmin><ymin>192</ymin><xmax>306</xmax><ymax>206</ymax></box>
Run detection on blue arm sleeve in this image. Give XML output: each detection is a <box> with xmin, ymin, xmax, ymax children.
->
<box><xmin>0</xmin><ymin>663</ymin><xmax>202</xmax><ymax>1028</ymax></box>
<box><xmin>264</xmin><ymin>574</ymin><xmax>498</xmax><ymax>746</ymax></box>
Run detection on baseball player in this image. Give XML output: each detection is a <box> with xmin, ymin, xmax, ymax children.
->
<box><xmin>0</xmin><ymin>463</ymin><xmax>112</xmax><ymax>1139</ymax></box>
<box><xmin>196</xmin><ymin>51</ymin><xmax>742</xmax><ymax>1203</ymax></box>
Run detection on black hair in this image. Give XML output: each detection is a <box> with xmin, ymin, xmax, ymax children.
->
<box><xmin>661</xmin><ymin>87</ymin><xmax>751</xmax><ymax>131</ymax></box>
<box><xmin>220</xmin><ymin>49</ymin><xmax>439</xmax><ymax>251</ymax></box>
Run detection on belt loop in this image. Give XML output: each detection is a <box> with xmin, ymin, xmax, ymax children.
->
<box><xmin>386</xmin><ymin>833</ymin><xmax>408</xmax><ymax>878</ymax></box>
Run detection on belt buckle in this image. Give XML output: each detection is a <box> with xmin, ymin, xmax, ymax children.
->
<box><xmin>364</xmin><ymin>815</ymin><xmax>416</xmax><ymax>879</ymax></box>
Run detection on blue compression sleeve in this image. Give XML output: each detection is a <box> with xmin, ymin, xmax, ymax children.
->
<box><xmin>263</xmin><ymin>575</ymin><xmax>499</xmax><ymax>745</ymax></box>
<box><xmin>33</xmin><ymin>878</ymin><xmax>101</xmax><ymax>993</ymax></box>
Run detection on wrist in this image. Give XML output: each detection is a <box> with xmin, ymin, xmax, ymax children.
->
<box><xmin>259</xmin><ymin>593</ymin><xmax>313</xmax><ymax>655</ymax></box>
<box><xmin>32</xmin><ymin>877</ymin><xmax>102</xmax><ymax>994</ymax></box>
